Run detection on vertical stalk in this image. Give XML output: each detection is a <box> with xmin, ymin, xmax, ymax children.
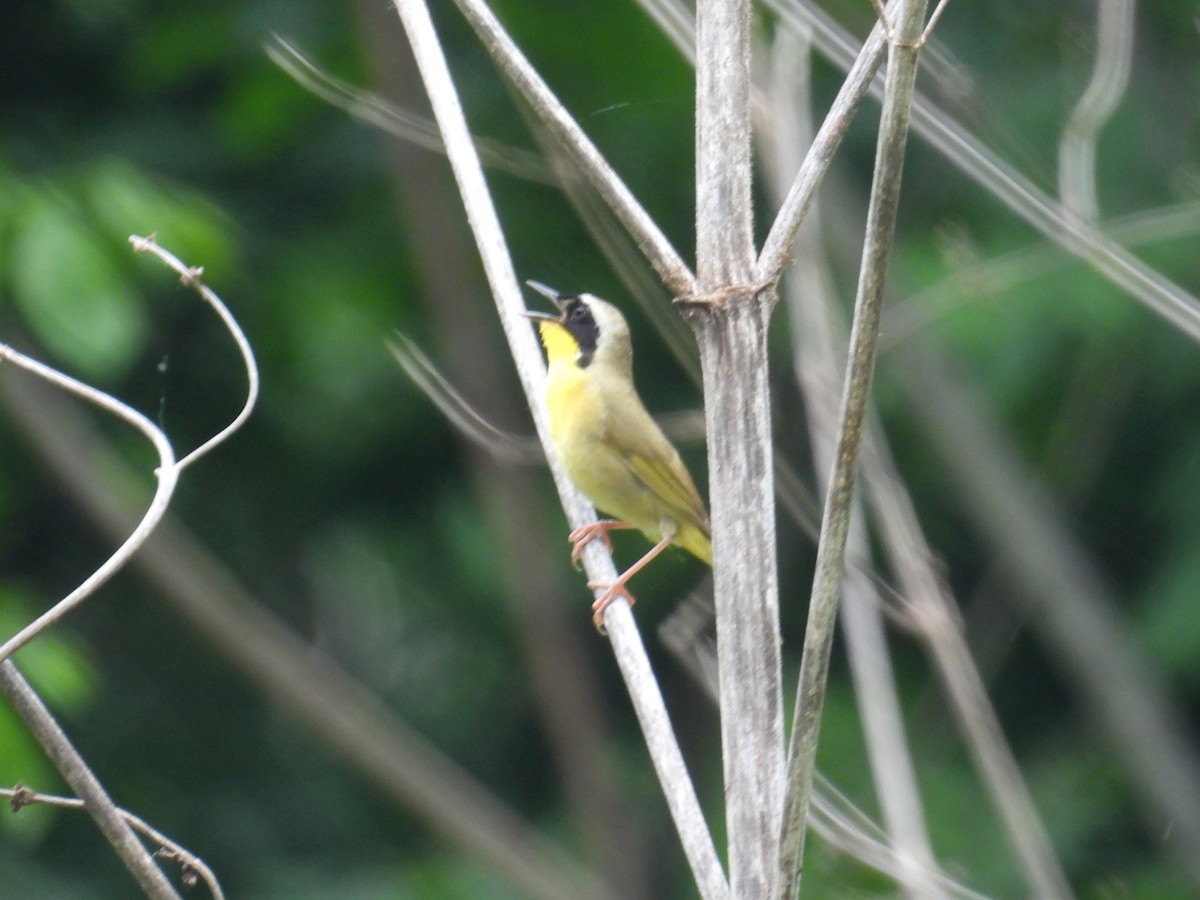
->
<box><xmin>776</xmin><ymin>0</ymin><xmax>929</xmax><ymax>895</ymax></box>
<box><xmin>693</xmin><ymin>1</ymin><xmax>784</xmax><ymax>895</ymax></box>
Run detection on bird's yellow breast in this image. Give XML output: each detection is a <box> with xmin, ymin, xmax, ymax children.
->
<box><xmin>544</xmin><ymin>357</ymin><xmax>604</xmax><ymax>476</ymax></box>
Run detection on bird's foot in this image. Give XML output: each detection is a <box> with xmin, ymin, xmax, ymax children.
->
<box><xmin>568</xmin><ymin>520</ymin><xmax>629</xmax><ymax>569</ymax></box>
<box><xmin>587</xmin><ymin>580</ymin><xmax>637</xmax><ymax>634</ymax></box>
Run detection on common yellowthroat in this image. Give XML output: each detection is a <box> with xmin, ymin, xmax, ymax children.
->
<box><xmin>524</xmin><ymin>281</ymin><xmax>711</xmax><ymax>631</ymax></box>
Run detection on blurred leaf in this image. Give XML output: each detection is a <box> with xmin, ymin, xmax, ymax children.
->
<box><xmin>220</xmin><ymin>65</ymin><xmax>315</xmax><ymax>155</ymax></box>
<box><xmin>84</xmin><ymin>160</ymin><xmax>236</xmax><ymax>272</ymax></box>
<box><xmin>8</xmin><ymin>192</ymin><xmax>147</xmax><ymax>379</ymax></box>
<box><xmin>0</xmin><ymin>590</ymin><xmax>98</xmax><ymax>713</ymax></box>
<box><xmin>119</xmin><ymin>7</ymin><xmax>237</xmax><ymax>92</ymax></box>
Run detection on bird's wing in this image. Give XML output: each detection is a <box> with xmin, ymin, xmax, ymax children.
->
<box><xmin>623</xmin><ymin>443</ymin><xmax>711</xmax><ymax>536</ymax></box>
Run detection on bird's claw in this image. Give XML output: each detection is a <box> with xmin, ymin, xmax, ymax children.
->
<box><xmin>568</xmin><ymin>520</ymin><xmax>623</xmax><ymax>569</ymax></box>
<box><xmin>588</xmin><ymin>580</ymin><xmax>636</xmax><ymax>634</ymax></box>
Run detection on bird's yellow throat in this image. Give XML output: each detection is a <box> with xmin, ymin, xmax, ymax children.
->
<box><xmin>535</xmin><ymin>320</ymin><xmax>580</xmax><ymax>367</ymax></box>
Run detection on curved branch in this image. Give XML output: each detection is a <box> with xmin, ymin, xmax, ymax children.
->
<box><xmin>1057</xmin><ymin>0</ymin><xmax>1136</xmax><ymax>220</ymax></box>
<box><xmin>129</xmin><ymin>234</ymin><xmax>259</xmax><ymax>473</ymax></box>
<box><xmin>0</xmin><ymin>345</ymin><xmax>178</xmax><ymax>664</ymax></box>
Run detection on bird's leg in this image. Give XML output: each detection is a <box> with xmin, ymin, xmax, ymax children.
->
<box><xmin>589</xmin><ymin>530</ymin><xmax>676</xmax><ymax>633</ymax></box>
<box><xmin>568</xmin><ymin>519</ymin><xmax>633</xmax><ymax>569</ymax></box>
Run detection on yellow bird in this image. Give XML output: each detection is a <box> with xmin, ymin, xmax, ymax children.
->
<box><xmin>523</xmin><ymin>281</ymin><xmax>711</xmax><ymax>631</ymax></box>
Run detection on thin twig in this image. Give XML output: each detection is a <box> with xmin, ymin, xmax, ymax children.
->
<box><xmin>763</xmin><ymin>24</ymin><xmax>945</xmax><ymax>899</ymax></box>
<box><xmin>389</xmin><ymin>1</ymin><xmax>728</xmax><ymax>896</ymax></box>
<box><xmin>0</xmin><ymin>345</ymin><xmax>178</xmax><ymax>664</ymax></box>
<box><xmin>918</xmin><ymin>0</ymin><xmax>955</xmax><ymax>46</ymax></box>
<box><xmin>387</xmin><ymin>334</ymin><xmax>538</xmax><ymax>464</ymax></box>
<box><xmin>129</xmin><ymin>234</ymin><xmax>258</xmax><ymax>473</ymax></box>
<box><xmin>1057</xmin><ymin>0</ymin><xmax>1135</xmax><ymax>222</ymax></box>
<box><xmin>777</xmin><ymin>0</ymin><xmax>930</xmax><ymax>895</ymax></box>
<box><xmin>0</xmin><ymin>663</ymin><xmax>182</xmax><ymax>899</ymax></box>
<box><xmin>0</xmin><ymin>238</ymin><xmax>253</xmax><ymax>663</ymax></box>
<box><xmin>3</xmin><ymin>784</ymin><xmax>224</xmax><ymax>899</ymax></box>
<box><xmin>266</xmin><ymin>35</ymin><xmax>553</xmax><ymax>185</ymax></box>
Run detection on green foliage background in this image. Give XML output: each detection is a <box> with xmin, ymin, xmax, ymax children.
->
<box><xmin>1</xmin><ymin>1</ymin><xmax>1198</xmax><ymax>897</ymax></box>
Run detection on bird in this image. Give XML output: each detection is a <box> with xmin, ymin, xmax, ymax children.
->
<box><xmin>523</xmin><ymin>280</ymin><xmax>711</xmax><ymax>632</ymax></box>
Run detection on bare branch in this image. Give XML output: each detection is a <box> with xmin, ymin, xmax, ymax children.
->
<box><xmin>762</xmin><ymin>25</ymin><xmax>945</xmax><ymax>899</ymax></box>
<box><xmin>0</xmin><ymin>663</ymin><xmax>182</xmax><ymax>899</ymax></box>
<box><xmin>266</xmin><ymin>35</ymin><xmax>553</xmax><ymax>185</ymax></box>
<box><xmin>756</xmin><ymin>2</ymin><xmax>889</xmax><ymax>284</ymax></box>
<box><xmin>778</xmin><ymin>0</ymin><xmax>929</xmax><ymax>894</ymax></box>
<box><xmin>3</xmin><ymin>784</ymin><xmax>224</xmax><ymax>900</ymax></box>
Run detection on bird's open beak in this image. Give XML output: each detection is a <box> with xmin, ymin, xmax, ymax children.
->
<box><xmin>522</xmin><ymin>280</ymin><xmax>566</xmax><ymax>322</ymax></box>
